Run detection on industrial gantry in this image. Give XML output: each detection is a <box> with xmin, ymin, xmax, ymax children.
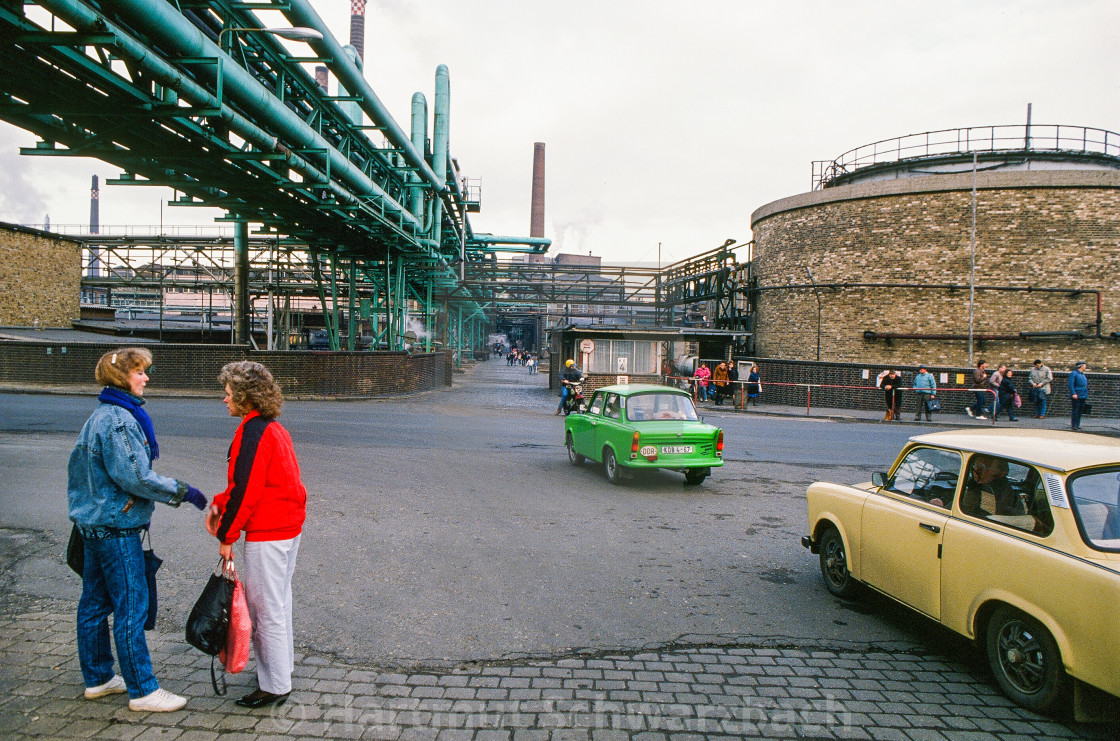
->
<box><xmin>0</xmin><ymin>0</ymin><xmax>548</xmax><ymax>355</ymax></box>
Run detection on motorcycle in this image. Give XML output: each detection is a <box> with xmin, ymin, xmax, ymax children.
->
<box><xmin>562</xmin><ymin>380</ymin><xmax>586</xmax><ymax>415</ymax></box>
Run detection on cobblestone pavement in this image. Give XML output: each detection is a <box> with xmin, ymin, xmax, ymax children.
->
<box><xmin>2</xmin><ymin>589</ymin><xmax>1114</xmax><ymax>740</ymax></box>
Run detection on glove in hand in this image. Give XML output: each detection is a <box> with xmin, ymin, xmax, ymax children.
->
<box><xmin>184</xmin><ymin>486</ymin><xmax>208</xmax><ymax>511</ymax></box>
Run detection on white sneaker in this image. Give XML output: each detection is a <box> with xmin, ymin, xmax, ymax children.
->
<box><xmin>976</xmin><ymin>415</ymin><xmax>988</xmax><ymax>420</ymax></box>
<box><xmin>84</xmin><ymin>674</ymin><xmax>127</xmax><ymax>699</ymax></box>
<box><xmin>129</xmin><ymin>688</ymin><xmax>187</xmax><ymax>712</ymax></box>
<box><xmin>965</xmin><ymin>408</ymin><xmax>974</xmax><ymax>418</ymax></box>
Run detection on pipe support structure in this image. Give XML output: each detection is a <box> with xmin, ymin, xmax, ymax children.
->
<box><xmin>81</xmin><ymin>0</ymin><xmax>420</xmax><ymax>232</ymax></box>
<box><xmin>279</xmin><ymin>0</ymin><xmax>443</xmax><ymax>191</ymax></box>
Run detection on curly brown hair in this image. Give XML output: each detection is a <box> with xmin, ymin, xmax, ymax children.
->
<box><xmin>219</xmin><ymin>361</ymin><xmax>283</xmax><ymax>418</ymax></box>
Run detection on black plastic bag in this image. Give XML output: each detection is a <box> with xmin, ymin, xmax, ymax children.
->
<box><xmin>186</xmin><ymin>560</ymin><xmax>235</xmax><ymax>656</ymax></box>
<box><xmin>66</xmin><ymin>525</ymin><xmax>84</xmax><ymax>576</ymax></box>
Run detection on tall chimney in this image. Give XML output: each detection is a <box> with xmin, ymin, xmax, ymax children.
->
<box><xmin>530</xmin><ymin>142</ymin><xmax>545</xmax><ymax>238</ymax></box>
<box><xmin>314</xmin><ymin>65</ymin><xmax>329</xmax><ymax>93</ymax></box>
<box><xmin>89</xmin><ymin>175</ymin><xmax>100</xmax><ymax>277</ymax></box>
<box><xmin>349</xmin><ymin>0</ymin><xmax>366</xmax><ymax>62</ymax></box>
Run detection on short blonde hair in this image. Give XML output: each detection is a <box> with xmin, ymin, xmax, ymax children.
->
<box><xmin>219</xmin><ymin>361</ymin><xmax>283</xmax><ymax>418</ymax></box>
<box><xmin>95</xmin><ymin>347</ymin><xmax>153</xmax><ymax>390</ymax></box>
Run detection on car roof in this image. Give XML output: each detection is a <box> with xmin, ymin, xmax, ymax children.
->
<box><xmin>594</xmin><ymin>384</ymin><xmax>689</xmax><ymax>397</ymax></box>
<box><xmin>908</xmin><ymin>429</ymin><xmax>1120</xmax><ymax>472</ymax></box>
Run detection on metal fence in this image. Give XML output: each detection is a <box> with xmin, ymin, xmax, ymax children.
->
<box><xmin>813</xmin><ymin>124</ymin><xmax>1120</xmax><ymax>190</ymax></box>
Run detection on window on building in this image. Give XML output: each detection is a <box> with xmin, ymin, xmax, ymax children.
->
<box><xmin>587</xmin><ymin>340</ymin><xmax>660</xmax><ymax>375</ymax></box>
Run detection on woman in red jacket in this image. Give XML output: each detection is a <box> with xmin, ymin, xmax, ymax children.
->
<box><xmin>206</xmin><ymin>361</ymin><xmax>306</xmax><ymax>709</ymax></box>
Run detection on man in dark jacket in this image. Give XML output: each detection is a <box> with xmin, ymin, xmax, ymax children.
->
<box><xmin>1069</xmin><ymin>361</ymin><xmax>1090</xmax><ymax>431</ymax></box>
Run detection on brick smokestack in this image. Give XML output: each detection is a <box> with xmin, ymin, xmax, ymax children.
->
<box><xmin>314</xmin><ymin>65</ymin><xmax>329</xmax><ymax>93</ymax></box>
<box><xmin>89</xmin><ymin>174</ymin><xmax>100</xmax><ymax>277</ymax></box>
<box><xmin>350</xmin><ymin>0</ymin><xmax>366</xmax><ymax>62</ymax></box>
<box><xmin>530</xmin><ymin>142</ymin><xmax>545</xmax><ymax>238</ymax></box>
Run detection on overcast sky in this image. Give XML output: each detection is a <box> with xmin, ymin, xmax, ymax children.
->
<box><xmin>1</xmin><ymin>0</ymin><xmax>1118</xmax><ymax>264</ymax></box>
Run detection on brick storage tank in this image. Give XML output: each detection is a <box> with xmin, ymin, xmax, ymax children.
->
<box><xmin>749</xmin><ymin>124</ymin><xmax>1120</xmax><ymax>370</ymax></box>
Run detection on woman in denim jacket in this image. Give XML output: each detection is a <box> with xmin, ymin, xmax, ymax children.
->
<box><xmin>67</xmin><ymin>347</ymin><xmax>208</xmax><ymax>712</ymax></box>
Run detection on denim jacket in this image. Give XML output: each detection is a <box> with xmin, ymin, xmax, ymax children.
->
<box><xmin>67</xmin><ymin>400</ymin><xmax>187</xmax><ymax>531</ymax></box>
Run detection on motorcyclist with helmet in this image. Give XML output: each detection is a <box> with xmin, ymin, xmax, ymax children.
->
<box><xmin>555</xmin><ymin>359</ymin><xmax>585</xmax><ymax>415</ymax></box>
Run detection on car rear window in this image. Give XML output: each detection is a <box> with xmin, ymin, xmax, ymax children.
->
<box><xmin>626</xmin><ymin>393</ymin><xmax>699</xmax><ymax>422</ymax></box>
<box><xmin>1066</xmin><ymin>467</ymin><xmax>1120</xmax><ymax>551</ymax></box>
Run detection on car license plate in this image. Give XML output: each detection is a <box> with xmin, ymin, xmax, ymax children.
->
<box><xmin>661</xmin><ymin>445</ymin><xmax>693</xmax><ymax>455</ymax></box>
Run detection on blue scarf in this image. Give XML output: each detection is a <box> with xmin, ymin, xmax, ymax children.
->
<box><xmin>98</xmin><ymin>387</ymin><xmax>159</xmax><ymax>461</ymax></box>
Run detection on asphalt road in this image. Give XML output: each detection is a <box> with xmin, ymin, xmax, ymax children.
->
<box><xmin>0</xmin><ymin>362</ymin><xmax>947</xmax><ymax>671</ymax></box>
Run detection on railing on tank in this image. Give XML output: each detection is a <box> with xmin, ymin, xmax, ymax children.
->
<box><xmin>812</xmin><ymin>124</ymin><xmax>1120</xmax><ymax>190</ymax></box>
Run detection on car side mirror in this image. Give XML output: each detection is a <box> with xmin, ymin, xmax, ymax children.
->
<box><xmin>872</xmin><ymin>472</ymin><xmax>887</xmax><ymax>488</ymax></box>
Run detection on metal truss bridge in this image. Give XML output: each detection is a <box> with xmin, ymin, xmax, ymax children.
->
<box><xmin>0</xmin><ymin>0</ymin><xmax>548</xmax><ymax>349</ymax></box>
<box><xmin>68</xmin><ymin>233</ymin><xmax>753</xmax><ymax>352</ymax></box>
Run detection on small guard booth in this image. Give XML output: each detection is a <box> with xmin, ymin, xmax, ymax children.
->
<box><xmin>548</xmin><ymin>324</ymin><xmax>750</xmax><ymax>394</ymax></box>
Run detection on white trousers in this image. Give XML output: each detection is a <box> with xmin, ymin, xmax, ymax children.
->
<box><xmin>241</xmin><ymin>535</ymin><xmax>300</xmax><ymax>694</ymax></box>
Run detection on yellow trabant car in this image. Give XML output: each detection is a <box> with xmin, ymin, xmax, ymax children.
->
<box><xmin>801</xmin><ymin>429</ymin><xmax>1119</xmax><ymax>715</ymax></box>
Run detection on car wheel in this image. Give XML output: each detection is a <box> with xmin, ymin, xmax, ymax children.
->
<box><xmin>684</xmin><ymin>468</ymin><xmax>709</xmax><ymax>485</ymax></box>
<box><xmin>603</xmin><ymin>449</ymin><xmax>622</xmax><ymax>485</ymax></box>
<box><xmin>818</xmin><ymin>526</ymin><xmax>858</xmax><ymax>599</ymax></box>
<box><xmin>566</xmin><ymin>433</ymin><xmax>585</xmax><ymax>466</ymax></box>
<box><xmin>985</xmin><ymin>606</ymin><xmax>1068</xmax><ymax>714</ymax></box>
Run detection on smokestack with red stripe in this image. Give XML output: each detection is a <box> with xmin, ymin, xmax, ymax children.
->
<box><xmin>350</xmin><ymin>0</ymin><xmax>366</xmax><ymax>62</ymax></box>
<box><xmin>530</xmin><ymin>142</ymin><xmax>545</xmax><ymax>238</ymax></box>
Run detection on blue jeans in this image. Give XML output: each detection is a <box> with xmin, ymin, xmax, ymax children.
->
<box><xmin>1071</xmin><ymin>398</ymin><xmax>1085</xmax><ymax>429</ymax></box>
<box><xmin>77</xmin><ymin>532</ymin><xmax>159</xmax><ymax>698</ymax></box>
<box><xmin>1034</xmin><ymin>391</ymin><xmax>1048</xmax><ymax>417</ymax></box>
<box><xmin>972</xmin><ymin>391</ymin><xmax>991</xmax><ymax>416</ymax></box>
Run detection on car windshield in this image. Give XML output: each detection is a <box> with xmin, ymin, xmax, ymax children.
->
<box><xmin>626</xmin><ymin>393</ymin><xmax>699</xmax><ymax>422</ymax></box>
<box><xmin>1066</xmin><ymin>466</ymin><xmax>1120</xmax><ymax>551</ymax></box>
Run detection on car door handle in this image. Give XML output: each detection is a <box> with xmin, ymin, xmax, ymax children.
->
<box><xmin>919</xmin><ymin>523</ymin><xmax>941</xmax><ymax>534</ymax></box>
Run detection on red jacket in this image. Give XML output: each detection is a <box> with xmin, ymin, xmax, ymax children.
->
<box><xmin>214</xmin><ymin>411</ymin><xmax>306</xmax><ymax>545</ymax></box>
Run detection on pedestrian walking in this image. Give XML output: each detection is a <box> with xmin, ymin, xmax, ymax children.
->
<box><xmin>993</xmin><ymin>368</ymin><xmax>1019</xmax><ymax>422</ymax></box>
<box><xmin>68</xmin><ymin>347</ymin><xmax>208</xmax><ymax>712</ymax></box>
<box><xmin>912</xmin><ymin>364</ymin><xmax>937</xmax><ymax>422</ymax></box>
<box><xmin>746</xmin><ymin>365</ymin><xmax>761</xmax><ymax>407</ymax></box>
<box><xmin>1068</xmin><ymin>361</ymin><xmax>1090</xmax><ymax>431</ymax></box>
<box><xmin>1029</xmin><ymin>359</ymin><xmax>1053</xmax><ymax>418</ymax></box>
<box><xmin>967</xmin><ymin>360</ymin><xmax>990</xmax><ymax>419</ymax></box>
<box><xmin>207</xmin><ymin>361</ymin><xmax>307</xmax><ymax>709</ymax></box>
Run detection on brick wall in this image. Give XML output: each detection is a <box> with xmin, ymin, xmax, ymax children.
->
<box><xmin>743</xmin><ymin>357</ymin><xmax>1119</xmax><ymax>419</ymax></box>
<box><xmin>0</xmin><ymin>342</ymin><xmax>452</xmax><ymax>397</ymax></box>
<box><xmin>0</xmin><ymin>223</ymin><xmax>81</xmax><ymax>327</ymax></box>
<box><xmin>750</xmin><ymin>171</ymin><xmax>1120</xmax><ymax>371</ymax></box>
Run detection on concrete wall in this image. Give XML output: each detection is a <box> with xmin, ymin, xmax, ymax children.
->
<box><xmin>0</xmin><ymin>223</ymin><xmax>81</xmax><ymax>327</ymax></box>
<box><xmin>0</xmin><ymin>342</ymin><xmax>452</xmax><ymax>397</ymax></box>
<box><xmin>750</xmin><ymin>170</ymin><xmax>1120</xmax><ymax>370</ymax></box>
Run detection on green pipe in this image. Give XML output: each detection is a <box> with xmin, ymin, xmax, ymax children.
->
<box><xmin>425</xmin><ymin>280</ymin><xmax>433</xmax><ymax>352</ymax></box>
<box><xmin>410</xmin><ymin>93</ymin><xmax>427</xmax><ymax>221</ymax></box>
<box><xmin>347</xmin><ymin>259</ymin><xmax>357</xmax><ymax>351</ymax></box>
<box><xmin>431</xmin><ymin>65</ymin><xmax>450</xmax><ymax>248</ymax></box>
<box><xmin>233</xmin><ymin>220</ymin><xmax>250</xmax><ymax>344</ymax></box>
<box><xmin>77</xmin><ymin>0</ymin><xmax>420</xmax><ymax>227</ymax></box>
<box><xmin>329</xmin><ymin>253</ymin><xmax>341</xmax><ymax>351</ymax></box>
<box><xmin>310</xmin><ymin>247</ymin><xmax>335</xmax><ymax>347</ymax></box>
<box><xmin>280</xmin><ymin>0</ymin><xmax>443</xmax><ymax>191</ymax></box>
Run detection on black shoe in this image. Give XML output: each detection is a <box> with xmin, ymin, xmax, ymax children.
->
<box><xmin>235</xmin><ymin>690</ymin><xmax>289</xmax><ymax>709</ymax></box>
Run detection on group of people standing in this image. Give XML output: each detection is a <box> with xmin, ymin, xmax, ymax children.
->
<box><xmin>692</xmin><ymin>360</ymin><xmax>761</xmax><ymax>407</ymax></box>
<box><xmin>882</xmin><ymin>358</ymin><xmax>1089</xmax><ymax>430</ymax></box>
<box><xmin>67</xmin><ymin>349</ymin><xmax>307</xmax><ymax>712</ymax></box>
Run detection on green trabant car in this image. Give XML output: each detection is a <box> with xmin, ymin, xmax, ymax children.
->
<box><xmin>564</xmin><ymin>384</ymin><xmax>724</xmax><ymax>485</ymax></box>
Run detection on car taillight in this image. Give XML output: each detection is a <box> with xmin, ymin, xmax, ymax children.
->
<box><xmin>716</xmin><ymin>430</ymin><xmax>724</xmax><ymax>456</ymax></box>
<box><xmin>631</xmin><ymin>431</ymin><xmax>640</xmax><ymax>459</ymax></box>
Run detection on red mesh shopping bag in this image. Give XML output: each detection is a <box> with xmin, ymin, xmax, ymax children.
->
<box><xmin>218</xmin><ymin>577</ymin><xmax>251</xmax><ymax>674</ymax></box>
